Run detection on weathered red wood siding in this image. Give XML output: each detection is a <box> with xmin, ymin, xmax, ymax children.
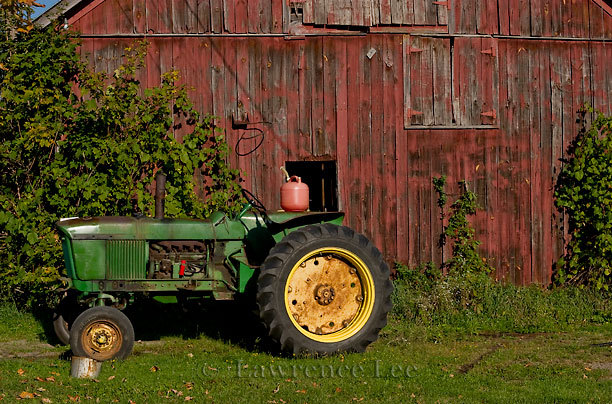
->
<box><xmin>63</xmin><ymin>0</ymin><xmax>612</xmax><ymax>285</ymax></box>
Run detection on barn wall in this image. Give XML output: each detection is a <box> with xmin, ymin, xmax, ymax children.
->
<box><xmin>69</xmin><ymin>0</ymin><xmax>612</xmax><ymax>285</ymax></box>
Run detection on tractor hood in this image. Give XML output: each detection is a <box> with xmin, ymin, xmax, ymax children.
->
<box><xmin>56</xmin><ymin>212</ymin><xmax>243</xmax><ymax>241</ymax></box>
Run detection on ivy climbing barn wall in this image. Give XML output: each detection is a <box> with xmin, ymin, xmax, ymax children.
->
<box><xmin>38</xmin><ymin>0</ymin><xmax>612</xmax><ymax>285</ymax></box>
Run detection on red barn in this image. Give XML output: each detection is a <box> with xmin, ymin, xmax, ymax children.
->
<box><xmin>38</xmin><ymin>0</ymin><xmax>612</xmax><ymax>285</ymax></box>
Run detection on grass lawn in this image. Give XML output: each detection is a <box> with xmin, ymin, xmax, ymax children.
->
<box><xmin>0</xmin><ymin>302</ymin><xmax>610</xmax><ymax>403</ymax></box>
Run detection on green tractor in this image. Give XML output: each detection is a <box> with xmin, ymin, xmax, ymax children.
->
<box><xmin>54</xmin><ymin>173</ymin><xmax>392</xmax><ymax>361</ymax></box>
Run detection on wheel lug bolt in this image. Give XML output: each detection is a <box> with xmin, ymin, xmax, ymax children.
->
<box><xmin>356</xmin><ymin>296</ymin><xmax>363</xmax><ymax>302</ymax></box>
<box><xmin>349</xmin><ymin>268</ymin><xmax>356</xmax><ymax>274</ymax></box>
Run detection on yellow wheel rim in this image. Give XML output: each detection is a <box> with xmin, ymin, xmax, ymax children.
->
<box><xmin>284</xmin><ymin>247</ymin><xmax>375</xmax><ymax>343</ymax></box>
<box><xmin>81</xmin><ymin>320</ymin><xmax>122</xmax><ymax>361</ymax></box>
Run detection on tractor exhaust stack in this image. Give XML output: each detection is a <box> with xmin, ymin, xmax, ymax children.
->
<box><xmin>155</xmin><ymin>171</ymin><xmax>166</xmax><ymax>219</ymax></box>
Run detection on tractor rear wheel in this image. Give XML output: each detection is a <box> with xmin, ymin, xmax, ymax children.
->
<box><xmin>257</xmin><ymin>224</ymin><xmax>392</xmax><ymax>355</ymax></box>
<box><xmin>69</xmin><ymin>306</ymin><xmax>134</xmax><ymax>361</ymax></box>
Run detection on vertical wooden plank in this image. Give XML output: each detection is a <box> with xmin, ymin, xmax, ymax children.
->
<box><xmin>418</xmin><ymin>37</ymin><xmax>434</xmax><ymax>125</ymax></box>
<box><xmin>285</xmin><ymin>40</ymin><xmax>301</xmax><ymax>161</ymax></box>
<box><xmin>435</xmin><ymin>1</ymin><xmax>447</xmax><ymax>26</ymax></box>
<box><xmin>133</xmin><ymin>0</ymin><xmax>145</xmax><ymax>33</ymax></box>
<box><xmin>315</xmin><ymin>38</ymin><xmax>337</xmax><ymax>156</ymax></box>
<box><xmin>172</xmin><ymin>0</ymin><xmax>188</xmax><ymax>33</ymax></box>
<box><xmin>329</xmin><ymin>0</ymin><xmax>338</xmax><ymax>25</ymax></box>
<box><xmin>570</xmin><ymin>0</ymin><xmax>589</xmax><ymax>38</ymax></box>
<box><xmin>390</xmin><ymin>0</ymin><xmax>402</xmax><ymax>25</ymax></box>
<box><xmin>297</xmin><ymin>40</ymin><xmax>313</xmax><ymax>156</ymax></box>
<box><xmin>377</xmin><ymin>0</ymin><xmax>390</xmax><ymax>25</ymax></box>
<box><xmin>531</xmin><ymin>0</ymin><xmax>543</xmax><ymax>36</ymax></box>
<box><xmin>303</xmin><ymin>0</ymin><xmax>314</xmax><ymax>24</ymax></box>
<box><xmin>394</xmin><ymin>34</ymin><xmax>409</xmax><ymax>264</ymax></box>
<box><xmin>358</xmin><ymin>35</ymin><xmax>373</xmax><ymax>238</ymax></box>
<box><xmin>498</xmin><ymin>0</ymin><xmax>510</xmax><ymax>35</ymax></box>
<box><xmin>509</xmin><ymin>0</ymin><xmax>521</xmax><ymax>36</ymax></box>
<box><xmin>517</xmin><ymin>42</ymin><xmax>533</xmax><ymax>285</ymax></box>
<box><xmin>560</xmin><ymin>0</ymin><xmax>572</xmax><ymax>37</ymax></box>
<box><xmin>548</xmin><ymin>0</ymin><xmax>562</xmax><ymax>36</ymax></box>
<box><xmin>589</xmin><ymin>1</ymin><xmax>604</xmax><ymax>39</ymax></box>
<box><xmin>271</xmin><ymin>0</ymin><xmax>283</xmax><ymax>33</ymax></box>
<box><xmin>498</xmin><ymin>41</ymin><xmax>513</xmax><ymax>282</ymax></box>
<box><xmin>336</xmin><ymin>39</ymin><xmax>350</xmax><ymax>212</ymax></box>
<box><xmin>224</xmin><ymin>0</ymin><xmax>236</xmax><ymax>33</ymax></box>
<box><xmin>197</xmin><ymin>0</ymin><xmax>211</xmax><ymax>33</ymax></box>
<box><xmin>403</xmin><ymin>0</ymin><xmax>415</xmax><ymax>25</ymax></box>
<box><xmin>346</xmin><ymin>38</ymin><xmax>362</xmax><ymax>232</ymax></box>
<box><xmin>272</xmin><ymin>39</ymin><xmax>289</xmax><ymax>207</ymax></box>
<box><xmin>311</xmin><ymin>37</ymin><xmax>324</xmax><ymax>155</ymax></box>
<box><xmin>210</xmin><ymin>0</ymin><xmax>223</xmax><ymax>33</ymax></box>
<box><xmin>259</xmin><ymin>0</ymin><xmax>272</xmax><ymax>33</ymax></box>
<box><xmin>370</xmin><ymin>34</ymin><xmax>385</xmax><ymax>254</ymax></box>
<box><xmin>235</xmin><ymin>0</ymin><xmax>247</xmax><ymax>33</ymax></box>
<box><xmin>236</xmin><ymin>38</ymin><xmax>251</xmax><ymax>129</ymax></box>
<box><xmin>406</xmin><ymin>36</ymin><xmax>424</xmax><ymax>126</ymax></box>
<box><xmin>527</xmin><ymin>45</ymin><xmax>543</xmax><ymax>284</ymax></box>
<box><xmin>480</xmin><ymin>37</ymin><xmax>499</xmax><ymax>125</ymax></box>
<box><xmin>591</xmin><ymin>43</ymin><xmax>611</xmax><ymax>115</ymax></box>
<box><xmin>352</xmin><ymin>0</ymin><xmax>364</xmax><ymax>26</ymax></box>
<box><xmin>538</xmin><ymin>44</ymin><xmax>553</xmax><ymax>284</ymax></box>
<box><xmin>313</xmin><ymin>0</ymin><xmax>327</xmax><ymax>25</ymax></box>
<box><xmin>247</xmin><ymin>0</ymin><xmax>259</xmax><ymax>32</ymax></box>
<box><xmin>432</xmin><ymin>38</ymin><xmax>452</xmax><ymax>125</ymax></box>
<box><xmin>382</xmin><ymin>34</ymin><xmax>398</xmax><ymax>261</ymax></box>
<box><xmin>549</xmin><ymin>43</ymin><xmax>566</xmax><ymax>267</ymax></box>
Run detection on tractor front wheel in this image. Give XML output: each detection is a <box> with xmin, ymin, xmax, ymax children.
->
<box><xmin>257</xmin><ymin>224</ymin><xmax>392</xmax><ymax>355</ymax></box>
<box><xmin>69</xmin><ymin>306</ymin><xmax>134</xmax><ymax>361</ymax></box>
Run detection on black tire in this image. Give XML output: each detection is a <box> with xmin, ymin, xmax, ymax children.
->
<box><xmin>257</xmin><ymin>224</ymin><xmax>392</xmax><ymax>355</ymax></box>
<box><xmin>69</xmin><ymin>306</ymin><xmax>134</xmax><ymax>361</ymax></box>
<box><xmin>52</xmin><ymin>293</ymin><xmax>81</xmax><ymax>345</ymax></box>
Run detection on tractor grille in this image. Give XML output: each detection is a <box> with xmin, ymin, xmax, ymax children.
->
<box><xmin>106</xmin><ymin>240</ymin><xmax>147</xmax><ymax>279</ymax></box>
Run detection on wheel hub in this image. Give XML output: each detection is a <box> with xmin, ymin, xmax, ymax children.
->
<box><xmin>314</xmin><ymin>284</ymin><xmax>335</xmax><ymax>305</ymax></box>
<box><xmin>82</xmin><ymin>321</ymin><xmax>122</xmax><ymax>360</ymax></box>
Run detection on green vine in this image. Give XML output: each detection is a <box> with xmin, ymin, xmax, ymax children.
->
<box><xmin>433</xmin><ymin>178</ymin><xmax>492</xmax><ymax>275</ymax></box>
<box><xmin>554</xmin><ymin>110</ymin><xmax>612</xmax><ymax>290</ymax></box>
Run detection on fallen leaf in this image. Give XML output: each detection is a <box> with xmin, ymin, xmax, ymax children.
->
<box><xmin>351</xmin><ymin>398</ymin><xmax>364</xmax><ymax>402</ymax></box>
<box><xmin>67</xmin><ymin>395</ymin><xmax>80</xmax><ymax>402</ymax></box>
<box><xmin>296</xmin><ymin>390</ymin><xmax>306</xmax><ymax>394</ymax></box>
<box><xmin>50</xmin><ymin>372</ymin><xmax>60</xmax><ymax>376</ymax></box>
<box><xmin>128</xmin><ymin>401</ymin><xmax>135</xmax><ymax>404</ymax></box>
<box><xmin>585</xmin><ymin>367</ymin><xmax>592</xmax><ymax>372</ymax></box>
<box><xmin>335</xmin><ymin>387</ymin><xmax>342</xmax><ymax>393</ymax></box>
<box><xmin>187</xmin><ymin>353</ymin><xmax>193</xmax><ymax>358</ymax></box>
<box><xmin>272</xmin><ymin>385</ymin><xmax>280</xmax><ymax>394</ymax></box>
<box><xmin>184</xmin><ymin>397</ymin><xmax>193</xmax><ymax>401</ymax></box>
<box><xmin>449</xmin><ymin>374</ymin><xmax>454</xmax><ymax>378</ymax></box>
<box><xmin>184</xmin><ymin>382</ymin><xmax>193</xmax><ymax>390</ymax></box>
<box><xmin>18</xmin><ymin>391</ymin><xmax>34</xmax><ymax>399</ymax></box>
<box><xmin>45</xmin><ymin>377</ymin><xmax>55</xmax><ymax>382</ymax></box>
<box><xmin>37</xmin><ymin>388</ymin><xmax>46</xmax><ymax>392</ymax></box>
<box><xmin>35</xmin><ymin>377</ymin><xmax>45</xmax><ymax>382</ymax></box>
<box><xmin>150</xmin><ymin>366</ymin><xmax>160</xmax><ymax>372</ymax></box>
<box><xmin>107</xmin><ymin>376</ymin><xmax>115</xmax><ymax>381</ymax></box>
<box><xmin>583</xmin><ymin>374</ymin><xmax>588</xmax><ymax>379</ymax></box>
<box><xmin>411</xmin><ymin>393</ymin><xmax>416</xmax><ymax>398</ymax></box>
<box><xmin>41</xmin><ymin>398</ymin><xmax>52</xmax><ymax>404</ymax></box>
<box><xmin>17</xmin><ymin>369</ymin><xmax>25</xmax><ymax>375</ymax></box>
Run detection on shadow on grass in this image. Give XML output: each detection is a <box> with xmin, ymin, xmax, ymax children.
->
<box><xmin>31</xmin><ymin>298</ymin><xmax>281</xmax><ymax>356</ymax></box>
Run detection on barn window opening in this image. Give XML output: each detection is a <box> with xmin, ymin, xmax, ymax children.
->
<box><xmin>289</xmin><ymin>2</ymin><xmax>304</xmax><ymax>24</ymax></box>
<box><xmin>285</xmin><ymin>161</ymin><xmax>338</xmax><ymax>212</ymax></box>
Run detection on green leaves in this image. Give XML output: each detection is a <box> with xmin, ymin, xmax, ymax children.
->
<box><xmin>434</xmin><ymin>178</ymin><xmax>493</xmax><ymax>276</ymax></box>
<box><xmin>0</xmin><ymin>29</ymin><xmax>243</xmax><ymax>308</ymax></box>
<box><xmin>554</xmin><ymin>110</ymin><xmax>612</xmax><ymax>290</ymax></box>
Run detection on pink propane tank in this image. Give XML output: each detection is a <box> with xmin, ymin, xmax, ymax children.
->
<box><xmin>281</xmin><ymin>176</ymin><xmax>309</xmax><ymax>212</ymax></box>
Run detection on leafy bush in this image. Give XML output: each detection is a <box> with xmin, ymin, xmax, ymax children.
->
<box><xmin>554</xmin><ymin>111</ymin><xmax>612</xmax><ymax>290</ymax></box>
<box><xmin>0</xmin><ymin>26</ymin><xmax>242</xmax><ymax>308</ymax></box>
